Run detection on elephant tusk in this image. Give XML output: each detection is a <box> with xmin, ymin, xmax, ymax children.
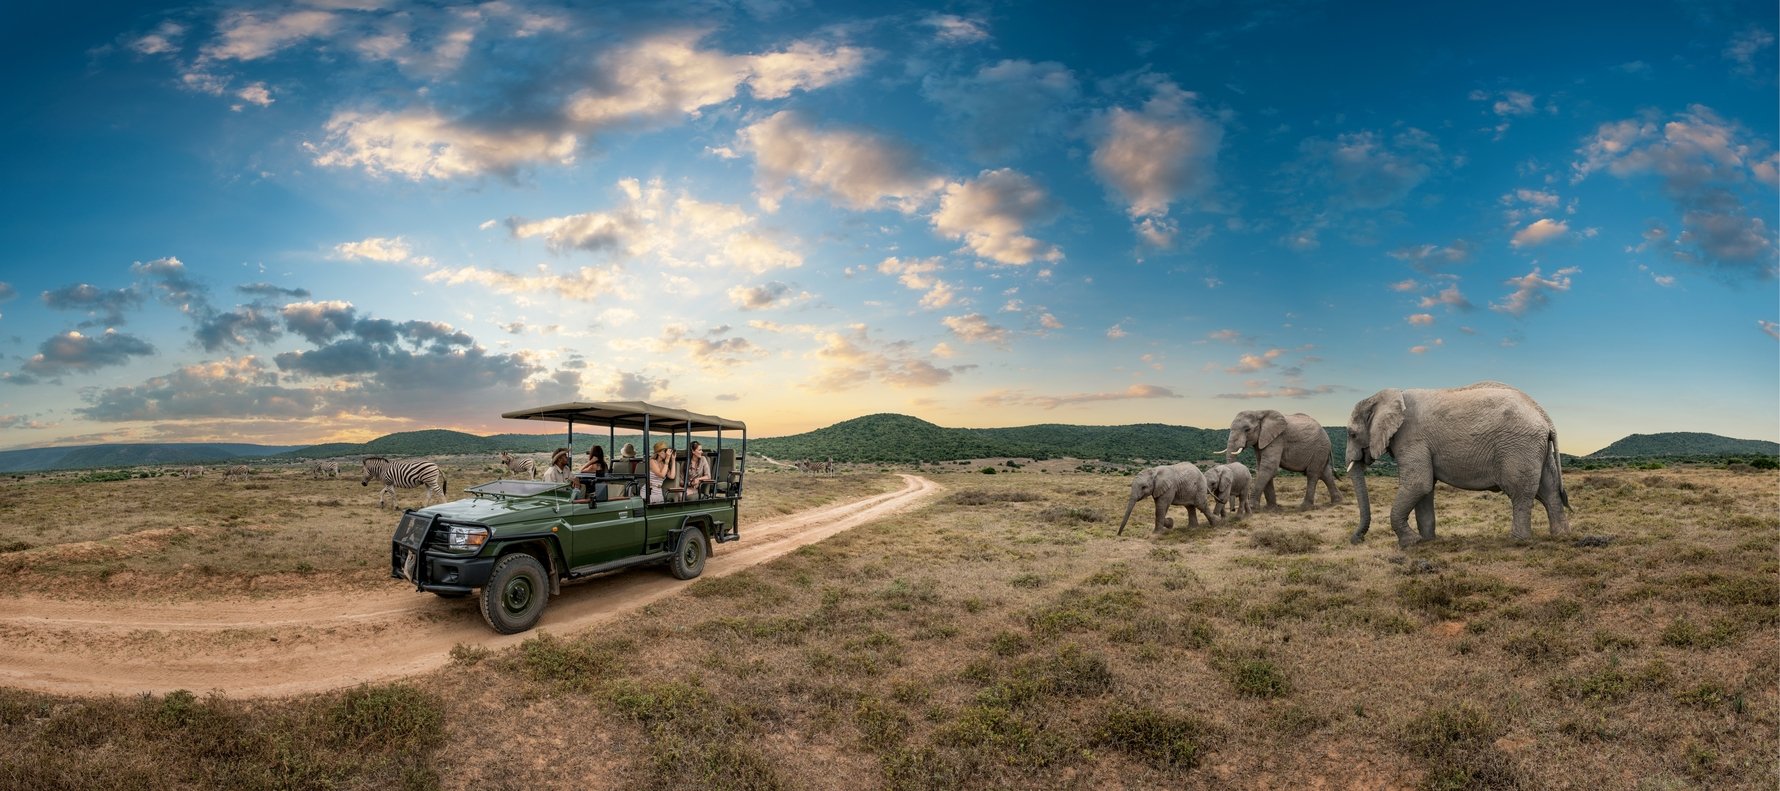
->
<box><xmin>1347</xmin><ymin>459</ymin><xmax>1359</xmax><ymax>471</ymax></box>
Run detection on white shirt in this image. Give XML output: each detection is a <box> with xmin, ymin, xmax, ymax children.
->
<box><xmin>541</xmin><ymin>465</ymin><xmax>569</xmax><ymax>483</ymax></box>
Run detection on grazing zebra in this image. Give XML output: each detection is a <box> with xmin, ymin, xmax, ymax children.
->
<box><xmin>221</xmin><ymin>464</ymin><xmax>251</xmax><ymax>481</ymax></box>
<box><xmin>361</xmin><ymin>457</ymin><xmax>447</xmax><ymax>509</ymax></box>
<box><xmin>311</xmin><ymin>460</ymin><xmax>340</xmax><ymax>479</ymax></box>
<box><xmin>181</xmin><ymin>466</ymin><xmax>205</xmax><ymax>479</ymax></box>
<box><xmin>498</xmin><ymin>451</ymin><xmax>537</xmax><ymax>480</ymax></box>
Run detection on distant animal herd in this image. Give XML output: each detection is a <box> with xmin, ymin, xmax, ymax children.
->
<box><xmin>1122</xmin><ymin>381</ymin><xmax>1571</xmax><ymax>549</ymax></box>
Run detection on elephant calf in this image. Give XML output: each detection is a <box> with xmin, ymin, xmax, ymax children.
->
<box><xmin>1118</xmin><ymin>463</ymin><xmax>1220</xmax><ymax>535</ymax></box>
<box><xmin>1205</xmin><ymin>462</ymin><xmax>1253</xmax><ymax>519</ymax></box>
<box><xmin>1347</xmin><ymin>381</ymin><xmax>1570</xmax><ymax>548</ymax></box>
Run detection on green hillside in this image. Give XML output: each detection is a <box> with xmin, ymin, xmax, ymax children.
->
<box><xmin>749</xmin><ymin>413</ymin><xmax>1266</xmax><ymax>464</ymax></box>
<box><xmin>1587</xmin><ymin>432</ymin><xmax>1779</xmax><ymax>458</ymax></box>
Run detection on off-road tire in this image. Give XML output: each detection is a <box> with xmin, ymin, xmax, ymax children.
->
<box><xmin>669</xmin><ymin>528</ymin><xmax>707</xmax><ymax>580</ymax></box>
<box><xmin>480</xmin><ymin>553</ymin><xmax>549</xmax><ymax>634</ymax></box>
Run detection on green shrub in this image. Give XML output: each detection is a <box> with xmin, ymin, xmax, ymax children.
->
<box><xmin>328</xmin><ymin>684</ymin><xmax>443</xmax><ymax>753</ymax></box>
<box><xmin>1094</xmin><ymin>703</ymin><xmax>1213</xmax><ymax>770</ymax></box>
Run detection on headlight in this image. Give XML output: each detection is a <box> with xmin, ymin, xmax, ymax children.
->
<box><xmin>448</xmin><ymin>525</ymin><xmax>489</xmax><ymax>551</ymax></box>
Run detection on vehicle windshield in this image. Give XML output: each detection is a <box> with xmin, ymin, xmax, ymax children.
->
<box><xmin>465</xmin><ymin>480</ymin><xmax>572</xmax><ymax>498</ymax></box>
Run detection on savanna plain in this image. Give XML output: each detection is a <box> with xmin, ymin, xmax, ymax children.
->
<box><xmin>0</xmin><ymin>458</ymin><xmax>1774</xmax><ymax>790</ymax></box>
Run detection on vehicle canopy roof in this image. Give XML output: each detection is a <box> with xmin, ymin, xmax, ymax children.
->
<box><xmin>501</xmin><ymin>401</ymin><xmax>745</xmax><ymax>433</ymax></box>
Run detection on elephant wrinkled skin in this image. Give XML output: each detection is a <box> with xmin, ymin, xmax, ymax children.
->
<box><xmin>1224</xmin><ymin>410</ymin><xmax>1341</xmax><ymax>510</ymax></box>
<box><xmin>1205</xmin><ymin>462</ymin><xmax>1253</xmax><ymax>519</ymax></box>
<box><xmin>1117</xmin><ymin>463</ymin><xmax>1220</xmax><ymax>536</ymax></box>
<box><xmin>1346</xmin><ymin>381</ymin><xmax>1571</xmax><ymax>548</ymax></box>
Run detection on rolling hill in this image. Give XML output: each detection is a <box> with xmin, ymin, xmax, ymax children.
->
<box><xmin>0</xmin><ymin>442</ymin><xmax>304</xmax><ymax>473</ymax></box>
<box><xmin>1586</xmin><ymin>432</ymin><xmax>1780</xmax><ymax>458</ymax></box>
<box><xmin>747</xmin><ymin>413</ymin><xmax>1248</xmax><ymax>464</ymax></box>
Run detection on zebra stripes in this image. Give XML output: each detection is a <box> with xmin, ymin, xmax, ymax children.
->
<box><xmin>221</xmin><ymin>464</ymin><xmax>251</xmax><ymax>481</ymax></box>
<box><xmin>361</xmin><ymin>457</ymin><xmax>447</xmax><ymax>509</ymax></box>
<box><xmin>311</xmin><ymin>460</ymin><xmax>340</xmax><ymax>479</ymax></box>
<box><xmin>498</xmin><ymin>451</ymin><xmax>537</xmax><ymax>479</ymax></box>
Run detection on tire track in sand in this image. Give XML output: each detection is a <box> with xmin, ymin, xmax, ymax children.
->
<box><xmin>0</xmin><ymin>474</ymin><xmax>939</xmax><ymax>698</ymax></box>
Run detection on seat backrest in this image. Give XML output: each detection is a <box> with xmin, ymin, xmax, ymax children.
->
<box><xmin>714</xmin><ymin>448</ymin><xmax>734</xmax><ymax>479</ymax></box>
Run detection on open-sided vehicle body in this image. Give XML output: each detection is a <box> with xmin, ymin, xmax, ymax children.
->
<box><xmin>389</xmin><ymin>401</ymin><xmax>746</xmax><ymax>633</ymax></box>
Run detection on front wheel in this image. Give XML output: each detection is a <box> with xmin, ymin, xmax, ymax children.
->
<box><xmin>480</xmin><ymin>553</ymin><xmax>549</xmax><ymax>634</ymax></box>
<box><xmin>669</xmin><ymin>529</ymin><xmax>707</xmax><ymax>580</ymax></box>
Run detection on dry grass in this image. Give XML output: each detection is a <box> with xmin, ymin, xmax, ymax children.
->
<box><xmin>0</xmin><ymin>465</ymin><xmax>1775</xmax><ymax>789</ymax></box>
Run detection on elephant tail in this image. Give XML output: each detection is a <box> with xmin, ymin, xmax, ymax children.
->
<box><xmin>1548</xmin><ymin>431</ymin><xmax>1571</xmax><ymax>512</ymax></box>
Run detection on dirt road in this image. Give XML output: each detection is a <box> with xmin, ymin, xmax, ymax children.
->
<box><xmin>0</xmin><ymin>474</ymin><xmax>939</xmax><ymax>699</ymax></box>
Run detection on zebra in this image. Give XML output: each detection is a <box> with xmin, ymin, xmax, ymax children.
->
<box><xmin>361</xmin><ymin>457</ymin><xmax>447</xmax><ymax>509</ymax></box>
<box><xmin>181</xmin><ymin>466</ymin><xmax>205</xmax><ymax>479</ymax></box>
<box><xmin>498</xmin><ymin>451</ymin><xmax>537</xmax><ymax>480</ymax></box>
<box><xmin>311</xmin><ymin>460</ymin><xmax>340</xmax><ymax>479</ymax></box>
<box><xmin>221</xmin><ymin>464</ymin><xmax>251</xmax><ymax>481</ymax></box>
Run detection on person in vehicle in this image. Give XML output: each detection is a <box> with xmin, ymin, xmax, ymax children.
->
<box><xmin>542</xmin><ymin>448</ymin><xmax>571</xmax><ymax>483</ymax></box>
<box><xmin>648</xmin><ymin>441</ymin><xmax>677</xmax><ymax>504</ymax></box>
<box><xmin>573</xmin><ymin>445</ymin><xmax>608</xmax><ymax>500</ymax></box>
<box><xmin>685</xmin><ymin>441</ymin><xmax>713</xmax><ymax>497</ymax></box>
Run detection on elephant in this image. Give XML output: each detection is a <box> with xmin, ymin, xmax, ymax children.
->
<box><xmin>1346</xmin><ymin>381</ymin><xmax>1570</xmax><ymax>548</ymax></box>
<box><xmin>1117</xmin><ymin>463</ymin><xmax>1220</xmax><ymax>535</ymax></box>
<box><xmin>1223</xmin><ymin>410</ymin><xmax>1342</xmax><ymax>510</ymax></box>
<box><xmin>1205</xmin><ymin>462</ymin><xmax>1253</xmax><ymax>519</ymax></box>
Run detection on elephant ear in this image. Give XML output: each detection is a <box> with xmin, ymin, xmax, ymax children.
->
<box><xmin>1257</xmin><ymin>411</ymin><xmax>1287</xmax><ymax>450</ymax></box>
<box><xmin>1367</xmin><ymin>390</ymin><xmax>1406</xmax><ymax>459</ymax></box>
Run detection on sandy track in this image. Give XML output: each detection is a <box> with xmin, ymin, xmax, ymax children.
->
<box><xmin>0</xmin><ymin>474</ymin><xmax>939</xmax><ymax>699</ymax></box>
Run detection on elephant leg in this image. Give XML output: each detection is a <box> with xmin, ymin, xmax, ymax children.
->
<box><xmin>1154</xmin><ymin>498</ymin><xmax>1172</xmax><ymax>534</ymax></box>
<box><xmin>1538</xmin><ymin>469</ymin><xmax>1569</xmax><ymax>536</ymax></box>
<box><xmin>1297</xmin><ymin>470</ymin><xmax>1316</xmax><ymax>511</ymax></box>
<box><xmin>1509</xmin><ymin>494</ymin><xmax>1534</xmax><ymax>540</ymax></box>
<box><xmin>1414</xmin><ymin>491</ymin><xmax>1436</xmax><ymax>541</ymax></box>
<box><xmin>1253</xmin><ymin>454</ymin><xmax>1282</xmax><ymax>510</ymax></box>
<box><xmin>1390</xmin><ymin>479</ymin><xmax>1429</xmax><ymax>548</ymax></box>
<box><xmin>1321</xmin><ymin>464</ymin><xmax>1343</xmax><ymax>506</ymax></box>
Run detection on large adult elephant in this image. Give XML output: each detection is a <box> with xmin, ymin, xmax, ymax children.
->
<box><xmin>1346</xmin><ymin>381</ymin><xmax>1570</xmax><ymax>548</ymax></box>
<box><xmin>1222</xmin><ymin>410</ymin><xmax>1341</xmax><ymax>510</ymax></box>
<box><xmin>1117</xmin><ymin>463</ymin><xmax>1219</xmax><ymax>536</ymax></box>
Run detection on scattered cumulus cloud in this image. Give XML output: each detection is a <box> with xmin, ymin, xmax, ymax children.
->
<box><xmin>333</xmin><ymin>236</ymin><xmax>434</xmax><ymax>266</ymax></box>
<box><xmin>930</xmin><ymin>169</ymin><xmax>1063</xmax><ymax>265</ymax></box>
<box><xmin>740</xmin><ymin>111</ymin><xmax>943</xmax><ymax>213</ymax></box>
<box><xmin>923</xmin><ymin>14</ymin><xmax>990</xmax><ymax>44</ymax></box>
<box><xmin>1761</xmin><ymin>320</ymin><xmax>1780</xmax><ymax>340</ymax></box>
<box><xmin>21</xmin><ymin>329</ymin><xmax>157</xmax><ymax>376</ymax></box>
<box><xmin>943</xmin><ymin>313</ymin><xmax>1010</xmax><ymax>345</ymax></box>
<box><xmin>1510</xmin><ymin>218</ymin><xmax>1570</xmax><ymax>248</ymax></box>
<box><xmin>1724</xmin><ymin>27</ymin><xmax>1775</xmax><ymax>76</ymax></box>
<box><xmin>1389</xmin><ymin>240</ymin><xmax>1474</xmax><ymax>273</ymax></box>
<box><xmin>1214</xmin><ymin>384</ymin><xmax>1339</xmax><ymax>400</ymax></box>
<box><xmin>1225</xmin><ymin>348</ymin><xmax>1283</xmax><ymax>373</ymax></box>
<box><xmin>1406</xmin><ymin>313</ymin><xmax>1434</xmax><ymax>326</ymax></box>
<box><xmin>1491</xmin><ymin>266</ymin><xmax>1579</xmax><ymax>316</ymax></box>
<box><xmin>1090</xmin><ymin>78</ymin><xmax>1223</xmax><ymax>229</ymax></box>
<box><xmin>41</xmin><ymin>283</ymin><xmax>144</xmax><ymax>327</ymax></box>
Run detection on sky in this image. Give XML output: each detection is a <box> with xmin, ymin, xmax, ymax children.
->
<box><xmin>0</xmin><ymin>0</ymin><xmax>1775</xmax><ymax>454</ymax></box>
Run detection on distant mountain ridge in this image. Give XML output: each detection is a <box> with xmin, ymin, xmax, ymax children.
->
<box><xmin>3</xmin><ymin>420</ymin><xmax>1772</xmax><ymax>474</ymax></box>
<box><xmin>0</xmin><ymin>442</ymin><xmax>304</xmax><ymax>473</ymax></box>
<box><xmin>1586</xmin><ymin>432</ymin><xmax>1779</xmax><ymax>458</ymax></box>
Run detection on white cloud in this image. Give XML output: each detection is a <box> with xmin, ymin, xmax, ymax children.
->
<box><xmin>943</xmin><ymin>313</ymin><xmax>1010</xmax><ymax>345</ymax></box>
<box><xmin>1039</xmin><ymin>313</ymin><xmax>1063</xmax><ymax>330</ymax></box>
<box><xmin>1390</xmin><ymin>278</ymin><xmax>1420</xmax><ymax>292</ymax></box>
<box><xmin>1510</xmin><ymin>218</ymin><xmax>1570</xmax><ymax>248</ymax></box>
<box><xmin>311</xmin><ymin>108</ymin><xmax>579</xmax><ymax>181</ymax></box>
<box><xmin>1724</xmin><ymin>27</ymin><xmax>1775</xmax><ymax>75</ymax></box>
<box><xmin>130</xmin><ymin>21</ymin><xmax>186</xmax><ymax>55</ymax></box>
<box><xmin>1760</xmin><ymin>320</ymin><xmax>1779</xmax><ymax>340</ymax></box>
<box><xmin>1225</xmin><ymin>348</ymin><xmax>1283</xmax><ymax>373</ymax></box>
<box><xmin>797</xmin><ymin>324</ymin><xmax>958</xmax><ymax>390</ymax></box>
<box><xmin>1407</xmin><ymin>313</ymin><xmax>1435</xmax><ymax>326</ymax></box>
<box><xmin>1213</xmin><ymin>384</ymin><xmax>1340</xmax><ymax>400</ymax></box>
<box><xmin>1418</xmin><ymin>284</ymin><xmax>1473</xmax><ymax>311</ymax></box>
<box><xmin>1572</xmin><ymin>106</ymin><xmax>1777</xmax><ymax>276</ymax></box>
<box><xmin>977</xmin><ymin>383</ymin><xmax>1181</xmax><ymax>410</ymax></box>
<box><xmin>1106</xmin><ymin>324</ymin><xmax>1127</xmax><ymax>340</ymax></box>
<box><xmin>424</xmin><ymin>264</ymin><xmax>626</xmax><ymax>302</ymax></box>
<box><xmin>930</xmin><ymin>169</ymin><xmax>1063</xmax><ymax>265</ymax></box>
<box><xmin>204</xmin><ymin>9</ymin><xmax>339</xmax><ymax>62</ymax></box>
<box><xmin>1090</xmin><ymin>79</ymin><xmax>1223</xmax><ymax>220</ymax></box>
<box><xmin>739</xmin><ymin>111</ymin><xmax>944</xmax><ymax>212</ymax></box>
<box><xmin>1491</xmin><ymin>266</ymin><xmax>1578</xmax><ymax>316</ymax></box>
<box><xmin>310</xmin><ymin>32</ymin><xmax>866</xmax><ymax>181</ymax></box>
<box><xmin>232</xmin><ymin>81</ymin><xmax>273</xmax><ymax>109</ymax></box>
<box><xmin>876</xmin><ymin>257</ymin><xmax>956</xmax><ymax>309</ymax></box>
<box><xmin>727</xmin><ymin>281</ymin><xmax>800</xmax><ymax>311</ymax></box>
<box><xmin>923</xmin><ymin>14</ymin><xmax>990</xmax><ymax>43</ymax></box>
<box><xmin>332</xmin><ymin>236</ymin><xmax>435</xmax><ymax>267</ymax></box>
<box><xmin>1390</xmin><ymin>240</ymin><xmax>1474</xmax><ymax>272</ymax></box>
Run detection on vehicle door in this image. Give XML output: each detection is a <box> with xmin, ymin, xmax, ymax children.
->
<box><xmin>562</xmin><ymin>498</ymin><xmax>645</xmax><ymax>568</ymax></box>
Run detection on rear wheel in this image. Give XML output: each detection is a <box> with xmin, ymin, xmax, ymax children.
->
<box><xmin>669</xmin><ymin>529</ymin><xmax>707</xmax><ymax>580</ymax></box>
<box><xmin>480</xmin><ymin>553</ymin><xmax>549</xmax><ymax>634</ymax></box>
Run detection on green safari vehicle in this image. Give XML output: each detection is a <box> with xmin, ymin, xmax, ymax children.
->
<box><xmin>389</xmin><ymin>401</ymin><xmax>746</xmax><ymax>633</ymax></box>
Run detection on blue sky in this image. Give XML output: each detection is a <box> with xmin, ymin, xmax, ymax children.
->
<box><xmin>0</xmin><ymin>0</ymin><xmax>1774</xmax><ymax>453</ymax></box>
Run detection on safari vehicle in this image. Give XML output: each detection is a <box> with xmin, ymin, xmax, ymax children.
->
<box><xmin>389</xmin><ymin>401</ymin><xmax>745</xmax><ymax>633</ymax></box>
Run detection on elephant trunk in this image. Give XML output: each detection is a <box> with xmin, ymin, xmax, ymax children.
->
<box><xmin>1350</xmin><ymin>461</ymin><xmax>1371</xmax><ymax>543</ymax></box>
<box><xmin>1117</xmin><ymin>495</ymin><xmax>1140</xmax><ymax>536</ymax></box>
